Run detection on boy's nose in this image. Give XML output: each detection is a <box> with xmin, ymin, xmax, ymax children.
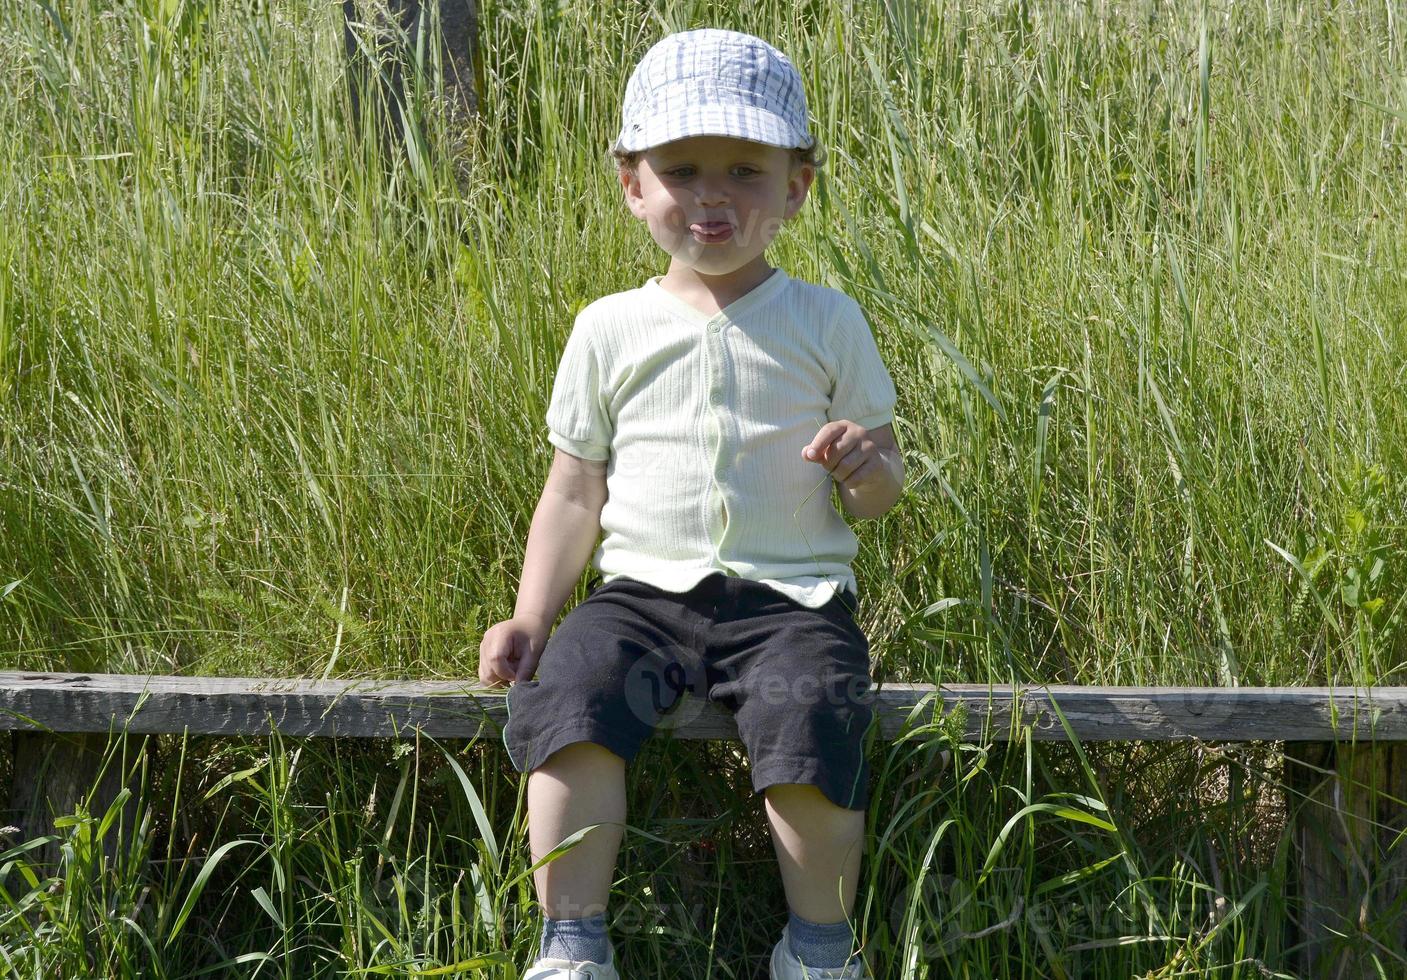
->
<box><xmin>694</xmin><ymin>185</ymin><xmax>729</xmax><ymax>206</ymax></box>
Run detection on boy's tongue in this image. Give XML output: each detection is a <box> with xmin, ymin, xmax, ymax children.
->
<box><xmin>692</xmin><ymin>221</ymin><xmax>734</xmax><ymax>241</ymax></box>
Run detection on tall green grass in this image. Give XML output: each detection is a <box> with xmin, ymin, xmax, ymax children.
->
<box><xmin>2</xmin><ymin>0</ymin><xmax>1402</xmax><ymax>685</ymax></box>
<box><xmin>1</xmin><ymin>0</ymin><xmax>1405</xmax><ymax>975</ymax></box>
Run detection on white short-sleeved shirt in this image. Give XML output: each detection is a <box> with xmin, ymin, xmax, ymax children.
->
<box><xmin>545</xmin><ymin>267</ymin><xmax>897</xmax><ymax>609</ymax></box>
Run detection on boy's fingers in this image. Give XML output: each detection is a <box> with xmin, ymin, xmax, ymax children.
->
<box><xmin>803</xmin><ymin>422</ymin><xmax>846</xmax><ymax>461</ymax></box>
<box><xmin>480</xmin><ymin>656</ymin><xmax>505</xmax><ymax>688</ymax></box>
<box><xmin>513</xmin><ymin>633</ymin><xmax>536</xmax><ymax>682</ymax></box>
<box><xmin>836</xmin><ymin>452</ymin><xmax>874</xmax><ymax>485</ymax></box>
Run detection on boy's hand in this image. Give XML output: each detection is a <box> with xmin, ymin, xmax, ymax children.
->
<box><xmin>478</xmin><ymin>616</ymin><xmax>551</xmax><ymax>687</ymax></box>
<box><xmin>802</xmin><ymin>420</ymin><xmax>896</xmax><ymax>491</ymax></box>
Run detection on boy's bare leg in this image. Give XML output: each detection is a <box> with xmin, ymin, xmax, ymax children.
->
<box><xmin>528</xmin><ymin>741</ymin><xmax>627</xmax><ymax>920</ymax></box>
<box><xmin>763</xmin><ymin>784</ymin><xmax>865</xmax><ymax>924</ymax></box>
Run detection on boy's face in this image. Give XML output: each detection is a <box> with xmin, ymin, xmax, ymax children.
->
<box><xmin>621</xmin><ymin>135</ymin><xmax>814</xmax><ymax>279</ymax></box>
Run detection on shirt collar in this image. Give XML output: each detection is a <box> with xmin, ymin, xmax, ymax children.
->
<box><xmin>644</xmin><ymin>267</ymin><xmax>790</xmax><ymax>326</ymax></box>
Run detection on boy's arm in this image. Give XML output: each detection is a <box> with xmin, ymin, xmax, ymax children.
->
<box><xmin>513</xmin><ymin>448</ymin><xmax>609</xmax><ymax>631</ymax></box>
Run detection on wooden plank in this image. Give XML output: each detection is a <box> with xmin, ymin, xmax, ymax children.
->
<box><xmin>3</xmin><ymin>673</ymin><xmax>1407</xmax><ymax>742</ymax></box>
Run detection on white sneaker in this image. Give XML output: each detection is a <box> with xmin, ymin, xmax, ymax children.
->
<box><xmin>768</xmin><ymin>922</ymin><xmax>870</xmax><ymax>979</ymax></box>
<box><xmin>524</xmin><ymin>941</ymin><xmax>620</xmax><ymax>980</ymax></box>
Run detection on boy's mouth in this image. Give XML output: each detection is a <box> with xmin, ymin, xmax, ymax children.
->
<box><xmin>690</xmin><ymin>221</ymin><xmax>734</xmax><ymax>243</ymax></box>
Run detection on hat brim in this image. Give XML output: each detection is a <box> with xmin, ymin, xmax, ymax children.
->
<box><xmin>613</xmin><ymin>102</ymin><xmax>813</xmax><ymax>153</ymax></box>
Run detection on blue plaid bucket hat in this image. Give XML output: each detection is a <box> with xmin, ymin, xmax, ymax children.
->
<box><xmin>613</xmin><ymin>28</ymin><xmax>814</xmax><ymax>153</ymax></box>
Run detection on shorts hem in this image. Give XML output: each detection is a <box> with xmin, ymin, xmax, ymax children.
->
<box><xmin>504</xmin><ymin>721</ymin><xmax>646</xmax><ymax>775</ymax></box>
<box><xmin>750</xmin><ymin>755</ymin><xmax>870</xmax><ymax>812</ymax></box>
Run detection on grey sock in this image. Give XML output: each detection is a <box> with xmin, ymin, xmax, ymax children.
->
<box><xmin>541</xmin><ymin>912</ymin><xmax>611</xmax><ymax>964</ymax></box>
<box><xmin>787</xmin><ymin>910</ymin><xmax>856</xmax><ymax>969</ymax></box>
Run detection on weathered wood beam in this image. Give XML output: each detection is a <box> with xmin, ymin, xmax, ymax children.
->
<box><xmin>3</xmin><ymin>673</ymin><xmax>1407</xmax><ymax>742</ymax></box>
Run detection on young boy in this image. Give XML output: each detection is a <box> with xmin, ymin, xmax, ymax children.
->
<box><xmin>478</xmin><ymin>28</ymin><xmax>903</xmax><ymax>980</ymax></box>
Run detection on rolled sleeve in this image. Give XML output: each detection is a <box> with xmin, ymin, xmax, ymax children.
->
<box><xmin>545</xmin><ymin>317</ymin><xmax>612</xmax><ymax>461</ymax></box>
<box><xmin>825</xmin><ymin>297</ymin><xmax>897</xmax><ymax>431</ymax></box>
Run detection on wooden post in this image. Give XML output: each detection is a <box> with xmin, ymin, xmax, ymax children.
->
<box><xmin>1285</xmin><ymin>740</ymin><xmax>1407</xmax><ymax>975</ymax></box>
<box><xmin>342</xmin><ymin>0</ymin><xmax>481</xmax><ymax>177</ymax></box>
<box><xmin>6</xmin><ymin>731</ymin><xmax>148</xmax><ymax>871</ymax></box>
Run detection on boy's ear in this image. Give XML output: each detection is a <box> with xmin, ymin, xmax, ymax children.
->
<box><xmin>783</xmin><ymin>162</ymin><xmax>815</xmax><ymax>220</ymax></box>
<box><xmin>620</xmin><ymin>168</ymin><xmax>646</xmax><ymax>219</ymax></box>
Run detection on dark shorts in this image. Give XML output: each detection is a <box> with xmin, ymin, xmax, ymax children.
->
<box><xmin>502</xmin><ymin>572</ymin><xmax>877</xmax><ymax>811</ymax></box>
